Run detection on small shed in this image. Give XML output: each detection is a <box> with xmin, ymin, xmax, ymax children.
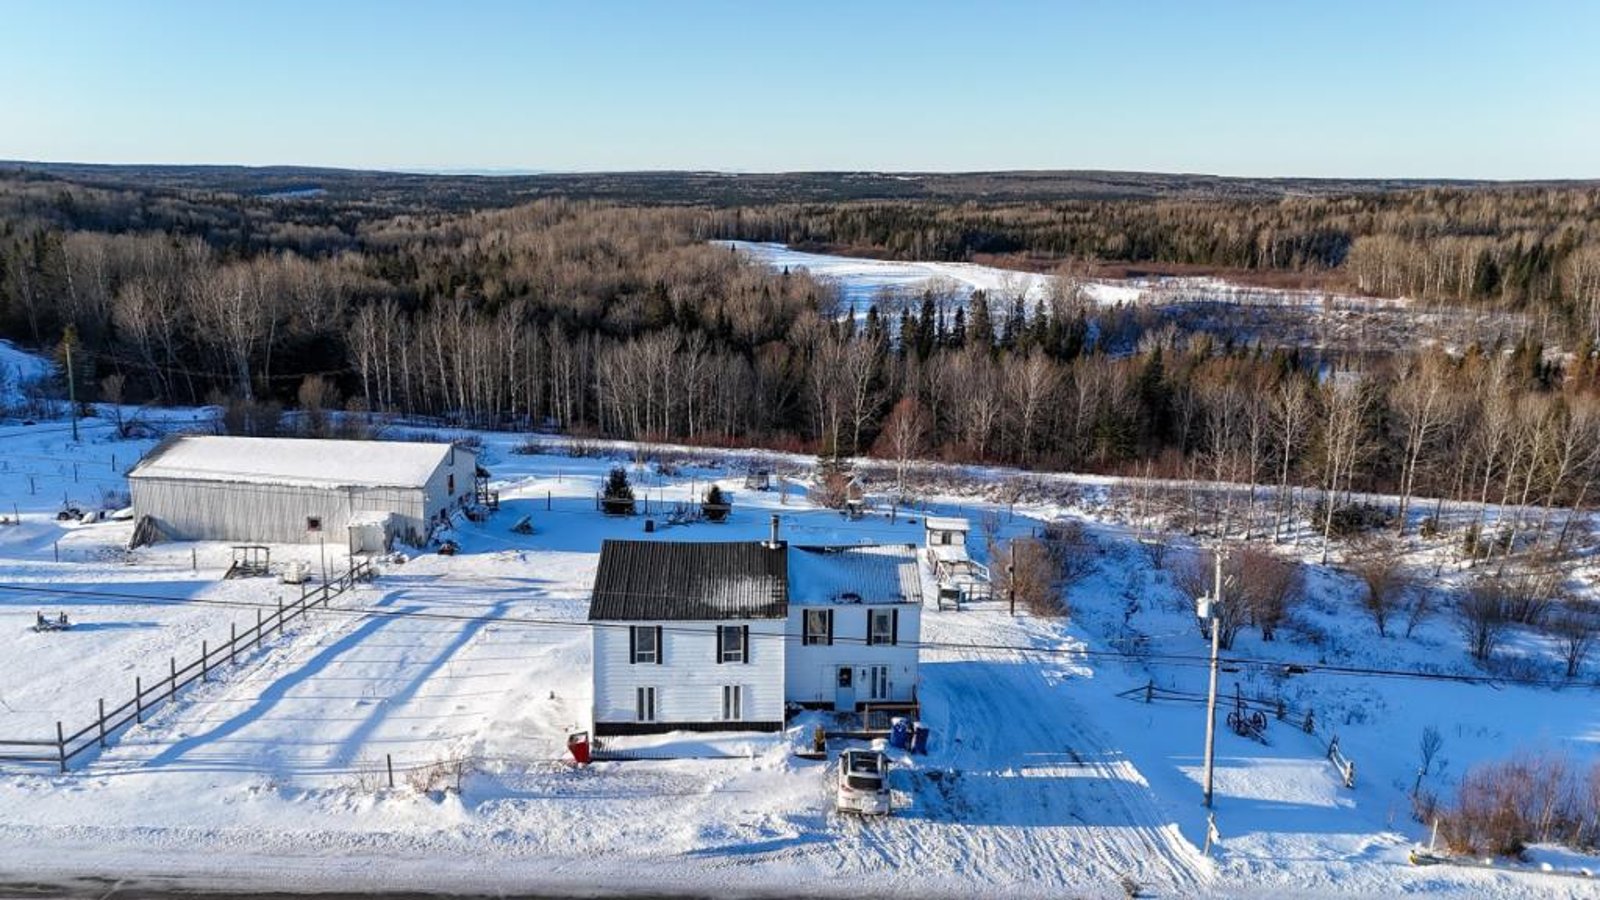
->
<box><xmin>347</xmin><ymin>511</ymin><xmax>395</xmax><ymax>554</ymax></box>
<box><xmin>924</xmin><ymin>516</ymin><xmax>971</xmax><ymax>552</ymax></box>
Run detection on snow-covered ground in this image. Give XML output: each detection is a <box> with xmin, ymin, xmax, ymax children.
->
<box><xmin>724</xmin><ymin>241</ymin><xmax>1526</xmax><ymax>356</ymax></box>
<box><xmin>0</xmin><ymin>338</ymin><xmax>53</xmax><ymax>413</ymax></box>
<box><xmin>721</xmin><ymin>240</ymin><xmax>1058</xmax><ymax>310</ymax></box>
<box><xmin>1</xmin><ymin>383</ymin><xmax>1598</xmax><ymax>895</ymax></box>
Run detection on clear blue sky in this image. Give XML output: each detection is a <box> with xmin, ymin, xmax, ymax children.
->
<box><xmin>5</xmin><ymin>0</ymin><xmax>1598</xmax><ymax>178</ymax></box>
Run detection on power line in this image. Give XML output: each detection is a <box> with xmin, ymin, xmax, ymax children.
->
<box><xmin>0</xmin><ymin>579</ymin><xmax>1591</xmax><ymax>691</ymax></box>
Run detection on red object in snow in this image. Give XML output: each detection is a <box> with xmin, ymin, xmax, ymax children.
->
<box><xmin>567</xmin><ymin>731</ymin><xmax>591</xmax><ymax>765</ymax></box>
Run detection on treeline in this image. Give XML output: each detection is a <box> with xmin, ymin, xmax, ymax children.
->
<box><xmin>3</xmin><ymin>175</ymin><xmax>1600</xmax><ymax>527</ymax></box>
<box><xmin>712</xmin><ymin>188</ymin><xmax>1600</xmax><ymax>334</ymax></box>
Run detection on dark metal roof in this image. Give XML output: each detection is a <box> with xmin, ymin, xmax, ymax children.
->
<box><xmin>588</xmin><ymin>540</ymin><xmax>789</xmax><ymax>621</ymax></box>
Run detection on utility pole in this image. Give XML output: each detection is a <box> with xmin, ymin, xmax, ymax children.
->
<box><xmin>1007</xmin><ymin>542</ymin><xmax>1016</xmax><ymax>617</ymax></box>
<box><xmin>1202</xmin><ymin>547</ymin><xmax>1224</xmax><ymax>808</ymax></box>
<box><xmin>63</xmin><ymin>325</ymin><xmax>79</xmax><ymax>442</ymax></box>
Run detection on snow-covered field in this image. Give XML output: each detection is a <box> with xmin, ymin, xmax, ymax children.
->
<box><xmin>1</xmin><ymin>376</ymin><xmax>1598</xmax><ymax>895</ymax></box>
<box><xmin>724</xmin><ymin>241</ymin><xmax>1526</xmax><ymax>356</ymax></box>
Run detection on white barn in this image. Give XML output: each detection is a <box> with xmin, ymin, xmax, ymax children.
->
<box><xmin>588</xmin><ymin>527</ymin><xmax>922</xmax><ymax>735</ymax></box>
<box><xmin>128</xmin><ymin>435</ymin><xmax>478</xmax><ymax>549</ymax></box>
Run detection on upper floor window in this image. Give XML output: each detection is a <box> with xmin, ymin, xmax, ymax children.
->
<box><xmin>869</xmin><ymin>608</ymin><xmax>898</xmax><ymax>646</ymax></box>
<box><xmin>803</xmin><ymin>609</ymin><xmax>833</xmax><ymax>646</ymax></box>
<box><xmin>718</xmin><ymin>624</ymin><xmax>748</xmax><ymax>663</ymax></box>
<box><xmin>631</xmin><ymin>625</ymin><xmax>660</xmax><ymax>664</ymax></box>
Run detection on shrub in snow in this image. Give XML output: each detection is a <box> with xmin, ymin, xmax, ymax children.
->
<box><xmin>1439</xmin><ymin>750</ymin><xmax>1600</xmax><ymax>858</ymax></box>
<box><xmin>602</xmin><ymin>466</ymin><xmax>636</xmax><ymax>515</ymax></box>
<box><xmin>702</xmin><ymin>484</ymin><xmax>730</xmax><ymax>522</ymax></box>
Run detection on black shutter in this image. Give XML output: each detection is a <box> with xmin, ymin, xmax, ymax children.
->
<box><xmin>891</xmin><ymin>608</ymin><xmax>899</xmax><ymax>646</ymax></box>
<box><xmin>655</xmin><ymin>625</ymin><xmax>663</xmax><ymax>665</ymax></box>
<box><xmin>826</xmin><ymin>609</ymin><xmax>834</xmax><ymax>646</ymax></box>
<box><xmin>629</xmin><ymin>626</ymin><xmax>637</xmax><ymax>664</ymax></box>
<box><xmin>742</xmin><ymin>624</ymin><xmax>750</xmax><ymax>664</ymax></box>
<box><xmin>716</xmin><ymin>625</ymin><xmax>724</xmax><ymax>664</ymax></box>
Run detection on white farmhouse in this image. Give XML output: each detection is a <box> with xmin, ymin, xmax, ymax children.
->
<box><xmin>588</xmin><ymin>525</ymin><xmax>923</xmax><ymax>735</ymax></box>
<box><xmin>785</xmin><ymin>544</ymin><xmax>922</xmax><ymax>711</ymax></box>
<box><xmin>128</xmin><ymin>435</ymin><xmax>479</xmax><ymax>550</ymax></box>
<box><xmin>588</xmin><ymin>538</ymin><xmax>790</xmax><ymax>735</ymax></box>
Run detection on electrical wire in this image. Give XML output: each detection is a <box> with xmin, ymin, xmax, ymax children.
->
<box><xmin>1</xmin><ymin>579</ymin><xmax>1593</xmax><ymax>691</ymax></box>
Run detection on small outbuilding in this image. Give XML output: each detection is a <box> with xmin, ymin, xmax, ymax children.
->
<box><xmin>128</xmin><ymin>435</ymin><xmax>478</xmax><ymax>549</ymax></box>
<box><xmin>923</xmin><ymin>516</ymin><xmax>971</xmax><ymax>554</ymax></box>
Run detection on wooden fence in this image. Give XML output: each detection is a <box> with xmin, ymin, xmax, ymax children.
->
<box><xmin>0</xmin><ymin>559</ymin><xmax>376</xmax><ymax>772</ymax></box>
<box><xmin>1119</xmin><ymin>680</ymin><xmax>1357</xmax><ymax>788</ymax></box>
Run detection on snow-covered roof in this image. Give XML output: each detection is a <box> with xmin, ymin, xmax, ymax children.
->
<box><xmin>924</xmin><ymin>516</ymin><xmax>970</xmax><ymax>533</ymax></box>
<box><xmin>788</xmin><ymin>544</ymin><xmax>922</xmax><ymax>606</ymax></box>
<box><xmin>128</xmin><ymin>436</ymin><xmax>465</xmax><ymax>490</ymax></box>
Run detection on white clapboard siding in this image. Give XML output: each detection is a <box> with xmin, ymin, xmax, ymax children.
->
<box><xmin>784</xmin><ymin>604</ymin><xmax>921</xmax><ymax>705</ymax></box>
<box><xmin>592</xmin><ymin>618</ymin><xmax>787</xmax><ymax>726</ymax></box>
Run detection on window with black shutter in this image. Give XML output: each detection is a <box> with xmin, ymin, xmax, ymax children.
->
<box><xmin>870</xmin><ymin>609</ymin><xmax>895</xmax><ymax>646</ymax></box>
<box><xmin>804</xmin><ymin>609</ymin><xmax>832</xmax><ymax>645</ymax></box>
<box><xmin>631</xmin><ymin>625</ymin><xmax>659</xmax><ymax>664</ymax></box>
<box><xmin>718</xmin><ymin>624</ymin><xmax>746</xmax><ymax>663</ymax></box>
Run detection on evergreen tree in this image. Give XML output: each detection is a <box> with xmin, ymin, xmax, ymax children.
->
<box><xmin>968</xmin><ymin>290</ymin><xmax>995</xmax><ymax>349</ymax></box>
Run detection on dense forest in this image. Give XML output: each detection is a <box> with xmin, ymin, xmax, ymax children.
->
<box><xmin>3</xmin><ymin>167</ymin><xmax>1600</xmax><ymax>535</ymax></box>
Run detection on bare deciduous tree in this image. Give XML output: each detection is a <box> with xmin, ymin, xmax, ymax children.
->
<box><xmin>1459</xmin><ymin>577</ymin><xmax>1512</xmax><ymax>663</ymax></box>
<box><xmin>1351</xmin><ymin>537</ymin><xmax>1408</xmax><ymax>637</ymax></box>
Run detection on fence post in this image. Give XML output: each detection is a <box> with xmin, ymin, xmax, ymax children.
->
<box><xmin>169</xmin><ymin>656</ymin><xmax>177</xmax><ymax>700</ymax></box>
<box><xmin>1145</xmin><ymin>679</ymin><xmax>1154</xmax><ymax>703</ymax></box>
<box><xmin>277</xmin><ymin>597</ymin><xmax>284</xmax><ymax>635</ymax></box>
<box><xmin>98</xmin><ymin>698</ymin><xmax>107</xmax><ymax>748</ymax></box>
<box><xmin>201</xmin><ymin>641</ymin><xmax>209</xmax><ymax>682</ymax></box>
<box><xmin>135</xmin><ymin>676</ymin><xmax>143</xmax><ymax>723</ymax></box>
<box><xmin>230</xmin><ymin>623</ymin><xmax>237</xmax><ymax>665</ymax></box>
<box><xmin>57</xmin><ymin>721</ymin><xmax>67</xmax><ymax>773</ymax></box>
<box><xmin>387</xmin><ymin>754</ymin><xmax>395</xmax><ymax>789</ymax></box>
<box><xmin>256</xmin><ymin>609</ymin><xmax>263</xmax><ymax>648</ymax></box>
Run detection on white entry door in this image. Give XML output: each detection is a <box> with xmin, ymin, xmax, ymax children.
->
<box><xmin>834</xmin><ymin>666</ymin><xmax>856</xmax><ymax>712</ymax></box>
<box><xmin>868</xmin><ymin>665</ymin><xmax>889</xmax><ymax>701</ymax></box>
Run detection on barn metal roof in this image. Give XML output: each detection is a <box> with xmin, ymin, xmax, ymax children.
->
<box><xmin>128</xmin><ymin>436</ymin><xmax>466</xmax><ymax>490</ymax></box>
<box><xmin>587</xmin><ymin>540</ymin><xmax>789</xmax><ymax>621</ymax></box>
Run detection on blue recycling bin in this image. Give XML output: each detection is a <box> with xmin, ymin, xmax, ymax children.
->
<box><xmin>910</xmin><ymin>722</ymin><xmax>930</xmax><ymax>755</ymax></box>
<box><xmin>889</xmin><ymin>717</ymin><xmax>910</xmax><ymax>749</ymax></box>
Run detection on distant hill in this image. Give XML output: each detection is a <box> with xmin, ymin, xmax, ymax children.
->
<box><xmin>4</xmin><ymin>160</ymin><xmax>1587</xmax><ymax>208</ymax></box>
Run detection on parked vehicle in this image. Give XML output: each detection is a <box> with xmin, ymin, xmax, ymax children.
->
<box><xmin>836</xmin><ymin>749</ymin><xmax>891</xmax><ymax>816</ymax></box>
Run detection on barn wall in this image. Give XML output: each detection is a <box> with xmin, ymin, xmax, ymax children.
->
<box><xmin>129</xmin><ymin>477</ymin><xmax>428</xmax><ymax>546</ymax></box>
<box><xmin>592</xmin><ymin>618</ymin><xmax>787</xmax><ymax>731</ymax></box>
<box><xmin>419</xmin><ymin>445</ymin><xmax>479</xmax><ymax>528</ymax></box>
<box><xmin>784</xmin><ymin>604</ymin><xmax>920</xmax><ymax>706</ymax></box>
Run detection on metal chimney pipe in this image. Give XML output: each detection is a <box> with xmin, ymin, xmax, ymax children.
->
<box><xmin>769</xmin><ymin>514</ymin><xmax>780</xmax><ymax>548</ymax></box>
